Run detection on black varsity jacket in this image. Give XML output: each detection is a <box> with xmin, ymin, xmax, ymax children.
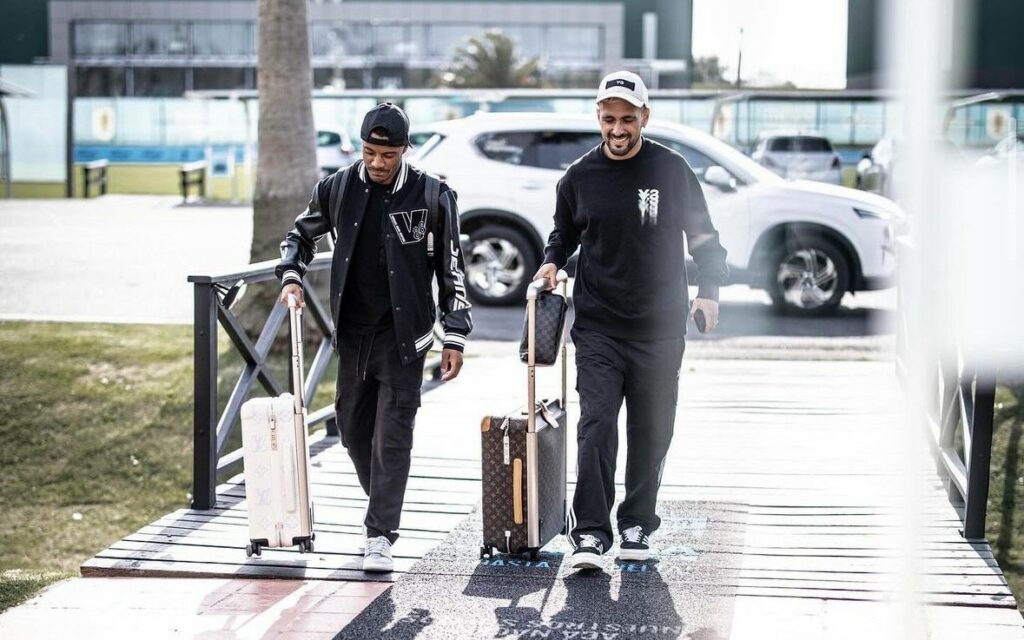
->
<box><xmin>275</xmin><ymin>160</ymin><xmax>473</xmax><ymax>365</ymax></box>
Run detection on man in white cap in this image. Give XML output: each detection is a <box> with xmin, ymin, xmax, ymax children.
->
<box><xmin>534</xmin><ymin>71</ymin><xmax>728</xmax><ymax>571</ymax></box>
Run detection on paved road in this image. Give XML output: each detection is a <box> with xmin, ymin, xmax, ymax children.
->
<box><xmin>0</xmin><ymin>196</ymin><xmax>894</xmax><ymax>342</ymax></box>
<box><xmin>0</xmin><ymin>196</ymin><xmax>251</xmax><ymax>324</ymax></box>
<box><xmin>472</xmin><ymin>286</ymin><xmax>895</xmax><ymax>343</ymax></box>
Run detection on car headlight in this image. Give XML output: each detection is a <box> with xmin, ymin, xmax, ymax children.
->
<box><xmin>853</xmin><ymin>207</ymin><xmax>893</xmax><ymax>221</ymax></box>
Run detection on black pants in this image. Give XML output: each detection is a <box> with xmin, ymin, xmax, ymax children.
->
<box><xmin>335</xmin><ymin>326</ymin><xmax>425</xmax><ymax>544</ymax></box>
<box><xmin>568</xmin><ymin>326</ymin><xmax>686</xmax><ymax>550</ymax></box>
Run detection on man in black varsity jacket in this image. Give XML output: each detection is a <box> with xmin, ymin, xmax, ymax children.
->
<box><xmin>276</xmin><ymin>103</ymin><xmax>472</xmax><ymax>572</ymax></box>
<box><xmin>534</xmin><ymin>71</ymin><xmax>728</xmax><ymax>571</ymax></box>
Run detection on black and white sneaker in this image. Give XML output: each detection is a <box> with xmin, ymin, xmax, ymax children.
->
<box><xmin>618</xmin><ymin>525</ymin><xmax>651</xmax><ymax>561</ymax></box>
<box><xmin>568</xmin><ymin>534</ymin><xmax>605</xmax><ymax>570</ymax></box>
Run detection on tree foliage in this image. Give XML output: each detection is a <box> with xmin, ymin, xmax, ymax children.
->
<box><xmin>445</xmin><ymin>31</ymin><xmax>540</xmax><ymax>89</ymax></box>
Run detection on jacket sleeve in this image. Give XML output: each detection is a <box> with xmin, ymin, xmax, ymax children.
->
<box><xmin>274</xmin><ymin>176</ymin><xmax>333</xmax><ymax>287</ymax></box>
<box><xmin>542</xmin><ymin>175</ymin><xmax>581</xmax><ymax>269</ymax></box>
<box><xmin>434</xmin><ymin>185</ymin><xmax>473</xmax><ymax>352</ymax></box>
<box><xmin>680</xmin><ymin>162</ymin><xmax>729</xmax><ymax>301</ymax></box>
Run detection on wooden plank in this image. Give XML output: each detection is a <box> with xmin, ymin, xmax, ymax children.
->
<box><xmin>80</xmin><ymin>557</ymin><xmax>396</xmax><ymax>582</ymax></box>
<box><xmin>122</xmin><ymin>530</ymin><xmax>437</xmax><ymax>559</ymax></box>
<box><xmin>93</xmin><ymin>544</ymin><xmax>416</xmax><ymax>574</ymax></box>
<box><xmin>144</xmin><ymin>512</ymin><xmax>447</xmax><ymax>540</ymax></box>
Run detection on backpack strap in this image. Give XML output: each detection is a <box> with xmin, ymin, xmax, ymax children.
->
<box><xmin>425</xmin><ymin>174</ymin><xmax>441</xmax><ymax>259</ymax></box>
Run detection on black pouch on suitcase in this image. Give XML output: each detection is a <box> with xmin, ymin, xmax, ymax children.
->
<box><xmin>518</xmin><ymin>290</ymin><xmax>568</xmax><ymax>366</ymax></box>
<box><xmin>481</xmin><ymin>272</ymin><xmax>570</xmax><ymax>559</ymax></box>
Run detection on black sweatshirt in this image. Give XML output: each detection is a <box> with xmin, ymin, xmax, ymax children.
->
<box><xmin>543</xmin><ymin>138</ymin><xmax>728</xmax><ymax>340</ymax></box>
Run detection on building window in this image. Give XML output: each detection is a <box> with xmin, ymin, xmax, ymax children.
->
<box><xmin>427</xmin><ymin>25</ymin><xmax>483</xmax><ymax>58</ymax></box>
<box><xmin>193</xmin><ymin>23</ymin><xmax>254</xmax><ymax>57</ymax></box>
<box><xmin>373</xmin><ymin>25</ymin><xmax>411</xmax><ymax>58</ymax></box>
<box><xmin>132</xmin><ymin>23</ymin><xmax>189</xmax><ymax>56</ymax></box>
<box><xmin>133</xmin><ymin>67</ymin><xmax>187</xmax><ymax>97</ymax></box>
<box><xmin>311</xmin><ymin>23</ymin><xmax>373</xmax><ymax>58</ymax></box>
<box><xmin>76</xmin><ymin>66</ymin><xmax>127</xmax><ymax>96</ymax></box>
<box><xmin>74</xmin><ymin>22</ymin><xmax>129</xmax><ymax>56</ymax></box>
<box><xmin>546</xmin><ymin>26</ymin><xmax>602</xmax><ymax>62</ymax></box>
<box><xmin>193</xmin><ymin>67</ymin><xmax>250</xmax><ymax>91</ymax></box>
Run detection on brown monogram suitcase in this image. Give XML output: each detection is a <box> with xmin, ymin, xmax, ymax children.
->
<box><xmin>480</xmin><ymin>271</ymin><xmax>569</xmax><ymax>560</ymax></box>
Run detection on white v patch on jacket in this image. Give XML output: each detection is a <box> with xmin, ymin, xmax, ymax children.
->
<box><xmin>389</xmin><ymin>209</ymin><xmax>429</xmax><ymax>244</ymax></box>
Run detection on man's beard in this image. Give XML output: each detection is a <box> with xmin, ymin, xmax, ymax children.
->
<box><xmin>605</xmin><ymin>132</ymin><xmax>641</xmax><ymax>157</ymax></box>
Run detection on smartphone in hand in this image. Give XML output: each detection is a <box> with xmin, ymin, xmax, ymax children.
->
<box><xmin>694</xmin><ymin>308</ymin><xmax>707</xmax><ymax>333</ymax></box>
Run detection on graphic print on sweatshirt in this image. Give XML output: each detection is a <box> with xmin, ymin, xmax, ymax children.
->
<box><xmin>389</xmin><ymin>209</ymin><xmax>428</xmax><ymax>244</ymax></box>
<box><xmin>638</xmin><ymin>188</ymin><xmax>660</xmax><ymax>226</ymax></box>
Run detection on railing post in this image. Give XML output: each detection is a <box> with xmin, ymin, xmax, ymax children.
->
<box><xmin>963</xmin><ymin>373</ymin><xmax>996</xmax><ymax>539</ymax></box>
<box><xmin>192</xmin><ymin>282</ymin><xmax>219</xmax><ymax>510</ymax></box>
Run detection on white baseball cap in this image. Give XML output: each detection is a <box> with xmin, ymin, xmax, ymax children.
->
<box><xmin>595</xmin><ymin>71</ymin><xmax>649</xmax><ymax>108</ymax></box>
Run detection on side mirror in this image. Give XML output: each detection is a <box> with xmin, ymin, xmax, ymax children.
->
<box><xmin>704</xmin><ymin>166</ymin><xmax>737</xmax><ymax>192</ymax></box>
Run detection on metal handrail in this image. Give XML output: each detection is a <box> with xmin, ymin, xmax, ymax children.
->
<box><xmin>188</xmin><ymin>256</ymin><xmax>336</xmax><ymax>510</ymax></box>
<box><xmin>896</xmin><ymin>238</ymin><xmax>997</xmax><ymax>540</ymax></box>
<box><xmin>188</xmin><ymin>254</ymin><xmax>442</xmax><ymax>510</ymax></box>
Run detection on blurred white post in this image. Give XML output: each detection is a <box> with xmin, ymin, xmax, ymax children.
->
<box><xmin>643</xmin><ymin>13</ymin><xmax>658</xmax><ymax>90</ymax></box>
<box><xmin>890</xmin><ymin>0</ymin><xmax>1023</xmax><ymax>636</ymax></box>
<box><xmin>885</xmin><ymin>0</ymin><xmax>951</xmax><ymax>637</ymax></box>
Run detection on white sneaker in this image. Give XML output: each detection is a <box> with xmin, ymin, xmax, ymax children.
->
<box><xmin>362</xmin><ymin>535</ymin><xmax>394</xmax><ymax>573</ymax></box>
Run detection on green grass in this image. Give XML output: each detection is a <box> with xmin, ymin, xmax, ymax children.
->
<box><xmin>988</xmin><ymin>384</ymin><xmax>1024</xmax><ymax>609</ymax></box>
<box><xmin>0</xmin><ymin>570</ymin><xmax>72</xmax><ymax>612</ymax></box>
<box><xmin>0</xmin><ymin>317</ymin><xmax>338</xmax><ymax>613</ymax></box>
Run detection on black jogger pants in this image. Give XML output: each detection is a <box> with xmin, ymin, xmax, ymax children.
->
<box><xmin>568</xmin><ymin>325</ymin><xmax>686</xmax><ymax>550</ymax></box>
<box><xmin>335</xmin><ymin>325</ymin><xmax>425</xmax><ymax>544</ymax></box>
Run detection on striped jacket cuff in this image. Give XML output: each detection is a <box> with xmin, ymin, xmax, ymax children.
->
<box><xmin>443</xmin><ymin>332</ymin><xmax>467</xmax><ymax>353</ymax></box>
<box><xmin>281</xmin><ymin>270</ymin><xmax>302</xmax><ymax>287</ymax></box>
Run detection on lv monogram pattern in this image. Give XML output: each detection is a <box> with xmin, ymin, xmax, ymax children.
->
<box><xmin>480</xmin><ymin>400</ymin><xmax>567</xmax><ymax>555</ymax></box>
<box><xmin>519</xmin><ymin>292</ymin><xmax>568</xmax><ymax>366</ymax></box>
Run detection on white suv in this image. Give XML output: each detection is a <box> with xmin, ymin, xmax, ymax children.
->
<box><xmin>409</xmin><ymin>113</ymin><xmax>901</xmax><ymax>315</ymax></box>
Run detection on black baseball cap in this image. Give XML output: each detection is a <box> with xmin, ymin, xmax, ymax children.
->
<box><xmin>360</xmin><ymin>102</ymin><xmax>410</xmax><ymax>147</ymax></box>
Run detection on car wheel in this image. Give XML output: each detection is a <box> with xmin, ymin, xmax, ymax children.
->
<box><xmin>465</xmin><ymin>225</ymin><xmax>538</xmax><ymax>306</ymax></box>
<box><xmin>767</xmin><ymin>237</ymin><xmax>849</xmax><ymax>316</ymax></box>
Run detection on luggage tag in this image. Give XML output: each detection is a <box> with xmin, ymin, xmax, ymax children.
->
<box><xmin>500</xmin><ymin>417</ymin><xmax>511</xmax><ymax>465</ymax></box>
<box><xmin>536</xmin><ymin>401</ymin><xmax>559</xmax><ymax>429</ymax></box>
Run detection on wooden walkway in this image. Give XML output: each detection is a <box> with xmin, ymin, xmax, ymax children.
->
<box><xmin>79</xmin><ymin>344</ymin><xmax>1024</xmax><ymax>637</ymax></box>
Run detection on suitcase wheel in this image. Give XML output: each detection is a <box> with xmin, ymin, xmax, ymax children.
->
<box><xmin>480</xmin><ymin>546</ymin><xmax>491</xmax><ymax>560</ymax></box>
<box><xmin>246</xmin><ymin>542</ymin><xmax>262</xmax><ymax>558</ymax></box>
<box><xmin>298</xmin><ymin>540</ymin><xmax>313</xmax><ymax>554</ymax></box>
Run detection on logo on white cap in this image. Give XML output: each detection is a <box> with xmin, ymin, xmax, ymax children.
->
<box><xmin>596</xmin><ymin>71</ymin><xmax>649</xmax><ymax>108</ymax></box>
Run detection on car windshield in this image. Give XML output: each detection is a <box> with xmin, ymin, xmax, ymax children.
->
<box><xmin>769</xmin><ymin>136</ymin><xmax>833</xmax><ymax>153</ymax></box>
<box><xmin>317</xmin><ymin>131</ymin><xmax>341</xmax><ymax>147</ymax></box>
<box><xmin>657</xmin><ymin>128</ymin><xmax>781</xmax><ymax>184</ymax></box>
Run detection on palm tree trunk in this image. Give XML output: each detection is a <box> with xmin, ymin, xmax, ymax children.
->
<box><xmin>251</xmin><ymin>0</ymin><xmax>318</xmax><ymax>263</ymax></box>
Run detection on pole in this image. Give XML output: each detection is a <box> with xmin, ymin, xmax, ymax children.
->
<box><xmin>735</xmin><ymin>27</ymin><xmax>743</xmax><ymax>89</ymax></box>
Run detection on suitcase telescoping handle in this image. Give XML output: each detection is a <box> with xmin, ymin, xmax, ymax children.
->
<box><xmin>525</xmin><ymin>270</ymin><xmax>569</xmax><ymax>430</ymax></box>
<box><xmin>286</xmin><ymin>294</ymin><xmax>314</xmax><ymax>538</ymax></box>
<box><xmin>524</xmin><ymin>270</ymin><xmax>568</xmax><ymax>548</ymax></box>
<box><xmin>286</xmin><ymin>295</ymin><xmax>306</xmax><ymax>416</ymax></box>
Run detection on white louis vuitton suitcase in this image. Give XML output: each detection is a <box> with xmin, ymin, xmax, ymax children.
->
<box><xmin>241</xmin><ymin>295</ymin><xmax>315</xmax><ymax>557</ymax></box>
